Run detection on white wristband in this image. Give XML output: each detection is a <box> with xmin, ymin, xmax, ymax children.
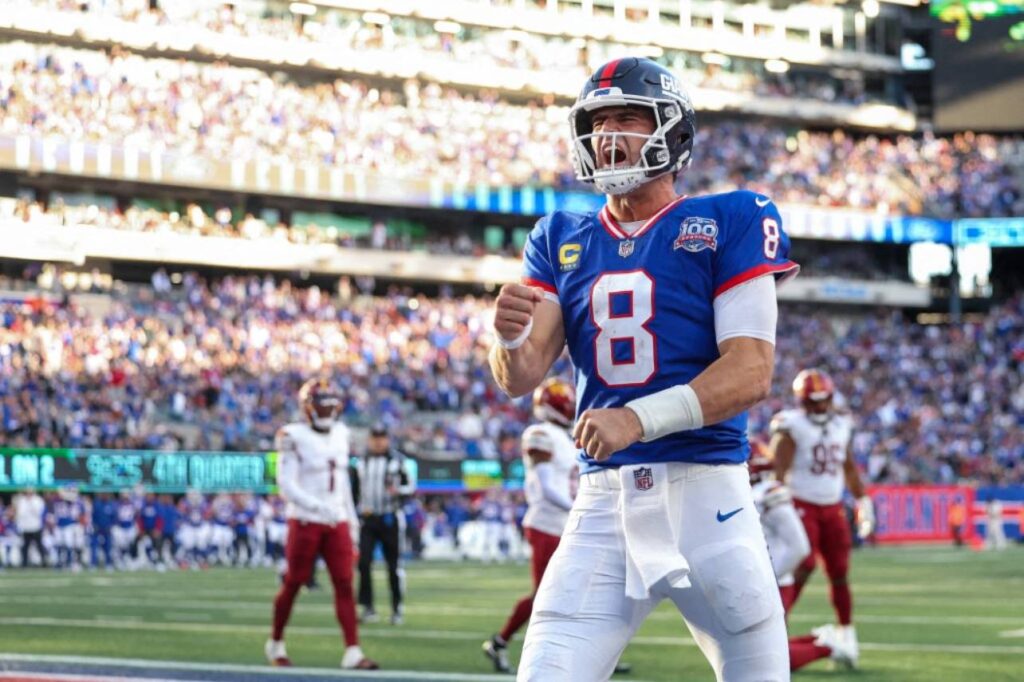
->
<box><xmin>625</xmin><ymin>384</ymin><xmax>704</xmax><ymax>442</ymax></box>
<box><xmin>495</xmin><ymin>318</ymin><xmax>533</xmax><ymax>350</ymax></box>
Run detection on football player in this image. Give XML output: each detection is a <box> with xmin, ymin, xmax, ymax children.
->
<box><xmin>265</xmin><ymin>378</ymin><xmax>377</xmax><ymax>671</ymax></box>
<box><xmin>770</xmin><ymin>369</ymin><xmax>874</xmax><ymax>667</ymax></box>
<box><xmin>53</xmin><ymin>485</ymin><xmax>87</xmax><ymax>571</ymax></box>
<box><xmin>490</xmin><ymin>57</ymin><xmax>799</xmax><ymax>680</ymax></box>
<box><xmin>749</xmin><ymin>442</ymin><xmax>855</xmax><ymax>670</ymax></box>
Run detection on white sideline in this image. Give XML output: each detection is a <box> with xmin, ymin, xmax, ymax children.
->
<box><xmin>0</xmin><ymin>653</ymin><xmax>522</xmax><ymax>682</ymax></box>
<box><xmin>2</xmin><ymin>617</ymin><xmax>1024</xmax><ymax>656</ymax></box>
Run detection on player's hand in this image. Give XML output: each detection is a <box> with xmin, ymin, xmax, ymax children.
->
<box><xmin>493</xmin><ymin>283</ymin><xmax>543</xmax><ymax>343</ymax></box>
<box><xmin>573</xmin><ymin>408</ymin><xmax>644</xmax><ymax>461</ymax></box>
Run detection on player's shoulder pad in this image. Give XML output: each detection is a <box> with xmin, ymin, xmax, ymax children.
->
<box><xmin>522</xmin><ymin>424</ymin><xmax>554</xmax><ymax>453</ymax></box>
<box><xmin>762</xmin><ymin>482</ymin><xmax>793</xmax><ymax>510</ymax></box>
<box><xmin>770</xmin><ymin>409</ymin><xmax>798</xmax><ymax>434</ymax></box>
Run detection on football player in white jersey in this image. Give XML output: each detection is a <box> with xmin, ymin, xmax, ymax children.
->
<box><xmin>748</xmin><ymin>441</ymin><xmax>855</xmax><ymax>671</ymax></box>
<box><xmin>770</xmin><ymin>369</ymin><xmax>874</xmax><ymax>667</ymax></box>
<box><xmin>265</xmin><ymin>378</ymin><xmax>378</xmax><ymax>671</ymax></box>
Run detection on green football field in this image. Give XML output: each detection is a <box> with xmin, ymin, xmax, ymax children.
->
<box><xmin>1</xmin><ymin>545</ymin><xmax>1022</xmax><ymax>681</ymax></box>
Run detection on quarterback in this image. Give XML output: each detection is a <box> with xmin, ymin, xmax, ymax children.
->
<box><xmin>265</xmin><ymin>378</ymin><xmax>377</xmax><ymax>670</ymax></box>
<box><xmin>489</xmin><ymin>57</ymin><xmax>799</xmax><ymax>681</ymax></box>
<box><xmin>770</xmin><ymin>368</ymin><xmax>874</xmax><ymax>667</ymax></box>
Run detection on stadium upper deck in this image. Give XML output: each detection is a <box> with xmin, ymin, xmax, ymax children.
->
<box><xmin>3</xmin><ymin>0</ymin><xmax>915</xmax><ymax>128</ymax></box>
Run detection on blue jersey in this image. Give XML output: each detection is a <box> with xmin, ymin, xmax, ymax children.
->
<box><xmin>140</xmin><ymin>501</ymin><xmax>161</xmax><ymax>532</ymax></box>
<box><xmin>522</xmin><ymin>191</ymin><xmax>798</xmax><ymax>470</ymax></box>
<box><xmin>54</xmin><ymin>499</ymin><xmax>85</xmax><ymax>528</ymax></box>
<box><xmin>180</xmin><ymin>500</ymin><xmax>208</xmax><ymax>527</ymax></box>
<box><xmin>92</xmin><ymin>499</ymin><xmax>116</xmax><ymax>531</ymax></box>
<box><xmin>158</xmin><ymin>502</ymin><xmax>179</xmax><ymax>535</ymax></box>
<box><xmin>116</xmin><ymin>500</ymin><xmax>137</xmax><ymax>529</ymax></box>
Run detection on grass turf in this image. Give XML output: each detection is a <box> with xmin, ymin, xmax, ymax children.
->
<box><xmin>1</xmin><ymin>545</ymin><xmax>1022</xmax><ymax>681</ymax></box>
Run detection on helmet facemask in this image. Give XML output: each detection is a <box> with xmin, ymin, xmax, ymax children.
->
<box><xmin>569</xmin><ymin>95</ymin><xmax>690</xmax><ymax>196</ymax></box>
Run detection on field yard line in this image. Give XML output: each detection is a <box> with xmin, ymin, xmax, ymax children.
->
<box><xmin>0</xmin><ymin>653</ymin><xmax>651</xmax><ymax>682</ymax></box>
<box><xmin>4</xmin><ymin>593</ymin><xmax>1019</xmax><ymax>622</ymax></box>
<box><xmin>4</xmin><ymin>594</ymin><xmax>1022</xmax><ymax>627</ymax></box>
<box><xmin>5</xmin><ymin>617</ymin><xmax>1024</xmax><ymax>656</ymax></box>
<box><xmin>999</xmin><ymin>629</ymin><xmax>1024</xmax><ymax>638</ymax></box>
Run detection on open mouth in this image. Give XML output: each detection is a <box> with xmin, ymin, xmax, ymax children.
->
<box><xmin>600</xmin><ymin>145</ymin><xmax>629</xmax><ymax>168</ymax></box>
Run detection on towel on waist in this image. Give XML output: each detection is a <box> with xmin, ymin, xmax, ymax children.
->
<box><xmin>619</xmin><ymin>462</ymin><xmax>691</xmax><ymax>600</ymax></box>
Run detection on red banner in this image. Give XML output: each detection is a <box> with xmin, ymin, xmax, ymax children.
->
<box><xmin>868</xmin><ymin>485</ymin><xmax>975</xmax><ymax>544</ymax></box>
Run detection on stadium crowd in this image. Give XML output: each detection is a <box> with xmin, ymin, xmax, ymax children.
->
<box><xmin>16</xmin><ymin>0</ymin><xmax>888</xmax><ymax>108</ymax></box>
<box><xmin>1</xmin><ymin>271</ymin><xmax>1021</xmax><ymax>485</ymax></box>
<box><xmin>1</xmin><ymin>41</ymin><xmax>1022</xmax><ymax>217</ymax></box>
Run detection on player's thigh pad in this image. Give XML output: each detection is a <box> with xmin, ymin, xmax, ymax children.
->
<box><xmin>519</xmin><ymin>492</ymin><xmax>651</xmax><ymax>681</ymax></box>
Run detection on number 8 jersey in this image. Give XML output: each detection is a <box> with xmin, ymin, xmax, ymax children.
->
<box><xmin>522</xmin><ymin>190</ymin><xmax>799</xmax><ymax>470</ymax></box>
<box><xmin>770</xmin><ymin>409</ymin><xmax>854</xmax><ymax>505</ymax></box>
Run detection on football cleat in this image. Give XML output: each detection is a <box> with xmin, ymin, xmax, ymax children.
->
<box><xmin>391</xmin><ymin>606</ymin><xmax>404</xmax><ymax>626</ymax></box>
<box><xmin>813</xmin><ymin>624</ymin><xmax>857</xmax><ymax>669</ymax></box>
<box><xmin>613</xmin><ymin>661</ymin><xmax>633</xmax><ymax>675</ymax></box>
<box><xmin>359</xmin><ymin>607</ymin><xmax>379</xmax><ymax>624</ymax></box>
<box><xmin>341</xmin><ymin>645</ymin><xmax>379</xmax><ymax>670</ymax></box>
<box><xmin>264</xmin><ymin>639</ymin><xmax>291</xmax><ymax>667</ymax></box>
<box><xmin>482</xmin><ymin>635</ymin><xmax>511</xmax><ymax>673</ymax></box>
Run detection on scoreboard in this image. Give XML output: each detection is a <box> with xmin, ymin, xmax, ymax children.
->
<box><xmin>932</xmin><ymin>1</ymin><xmax>1024</xmax><ymax>131</ymax></box>
<box><xmin>0</xmin><ymin>448</ymin><xmax>525</xmax><ymax>494</ymax></box>
<box><xmin>0</xmin><ymin>448</ymin><xmax>276</xmax><ymax>494</ymax></box>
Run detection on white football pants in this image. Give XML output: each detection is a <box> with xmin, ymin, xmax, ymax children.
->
<box><xmin>518</xmin><ymin>462</ymin><xmax>789</xmax><ymax>682</ymax></box>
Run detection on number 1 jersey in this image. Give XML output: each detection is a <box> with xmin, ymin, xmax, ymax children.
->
<box><xmin>522</xmin><ymin>190</ymin><xmax>799</xmax><ymax>470</ymax></box>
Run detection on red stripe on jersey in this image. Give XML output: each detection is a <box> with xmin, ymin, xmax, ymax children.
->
<box><xmin>713</xmin><ymin>262</ymin><xmax>800</xmax><ymax>298</ymax></box>
<box><xmin>599</xmin><ymin>196</ymin><xmax>687</xmax><ymax>240</ymax></box>
<box><xmin>598</xmin><ymin>59</ymin><xmax>622</xmax><ymax>88</ymax></box>
<box><xmin>598</xmin><ymin>206</ymin><xmax>628</xmax><ymax>239</ymax></box>
<box><xmin>523</xmin><ymin>277</ymin><xmax>557</xmax><ymax>294</ymax></box>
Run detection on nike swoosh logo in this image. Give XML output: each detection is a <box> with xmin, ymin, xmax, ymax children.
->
<box><xmin>755</xmin><ymin>197</ymin><xmax>770</xmax><ymax>207</ymax></box>
<box><xmin>716</xmin><ymin>507</ymin><xmax>743</xmax><ymax>522</ymax></box>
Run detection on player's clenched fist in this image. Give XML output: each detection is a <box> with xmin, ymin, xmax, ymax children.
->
<box><xmin>493</xmin><ymin>283</ymin><xmax>543</xmax><ymax>343</ymax></box>
<box><xmin>573</xmin><ymin>408</ymin><xmax>644</xmax><ymax>461</ymax></box>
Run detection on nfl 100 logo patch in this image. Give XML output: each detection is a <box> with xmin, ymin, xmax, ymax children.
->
<box><xmin>673</xmin><ymin>217</ymin><xmax>719</xmax><ymax>253</ymax></box>
<box><xmin>633</xmin><ymin>466</ymin><xmax>654</xmax><ymax>491</ymax></box>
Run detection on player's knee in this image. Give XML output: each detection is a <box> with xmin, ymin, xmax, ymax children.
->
<box><xmin>517</xmin><ymin>620</ymin><xmax>581</xmax><ymax>681</ymax></box>
<box><xmin>721</xmin><ymin>652</ymin><xmax>789</xmax><ymax>682</ymax></box>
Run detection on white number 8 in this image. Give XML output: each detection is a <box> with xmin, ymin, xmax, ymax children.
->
<box><xmin>763</xmin><ymin>218</ymin><xmax>780</xmax><ymax>259</ymax></box>
<box><xmin>591</xmin><ymin>271</ymin><xmax>656</xmax><ymax>387</ymax></box>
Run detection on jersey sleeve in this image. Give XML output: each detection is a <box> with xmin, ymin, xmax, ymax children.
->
<box><xmin>713</xmin><ymin>192</ymin><xmax>800</xmax><ymax>299</ymax></box>
<box><xmin>521</xmin><ymin>216</ymin><xmax>559</xmax><ymax>303</ymax></box>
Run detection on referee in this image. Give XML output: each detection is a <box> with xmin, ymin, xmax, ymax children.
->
<box><xmin>352</xmin><ymin>423</ymin><xmax>415</xmax><ymax>625</ymax></box>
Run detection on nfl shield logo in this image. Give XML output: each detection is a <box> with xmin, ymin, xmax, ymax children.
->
<box><xmin>633</xmin><ymin>467</ymin><xmax>654</xmax><ymax>491</ymax></box>
<box><xmin>618</xmin><ymin>239</ymin><xmax>635</xmax><ymax>258</ymax></box>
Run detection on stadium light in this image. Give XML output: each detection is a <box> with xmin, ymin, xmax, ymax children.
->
<box><xmin>862</xmin><ymin>0</ymin><xmax>880</xmax><ymax>18</ymax></box>
<box><xmin>764</xmin><ymin>58</ymin><xmax>790</xmax><ymax>73</ymax></box>
<box><xmin>701</xmin><ymin>52</ymin><xmax>729</xmax><ymax>66</ymax></box>
<box><xmin>434</xmin><ymin>20</ymin><xmax>463</xmax><ymax>34</ymax></box>
<box><xmin>289</xmin><ymin>2</ymin><xmax>317</xmax><ymax>16</ymax></box>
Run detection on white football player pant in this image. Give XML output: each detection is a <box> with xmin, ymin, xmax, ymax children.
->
<box><xmin>518</xmin><ymin>462</ymin><xmax>789</xmax><ymax>682</ymax></box>
<box><xmin>57</xmin><ymin>524</ymin><xmax>85</xmax><ymax>550</ymax></box>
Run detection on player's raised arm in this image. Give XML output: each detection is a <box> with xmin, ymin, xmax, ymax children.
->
<box><xmin>489</xmin><ymin>284</ymin><xmax>565</xmax><ymax>397</ymax></box>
